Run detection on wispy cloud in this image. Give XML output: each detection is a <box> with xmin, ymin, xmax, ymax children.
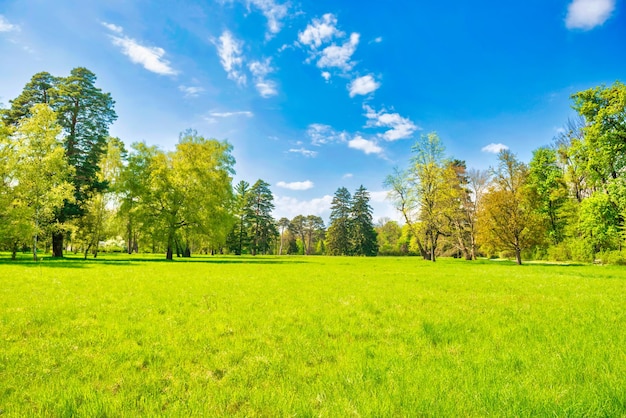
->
<box><xmin>249</xmin><ymin>58</ymin><xmax>278</xmax><ymax>98</ymax></box>
<box><xmin>349</xmin><ymin>74</ymin><xmax>380</xmax><ymax>97</ymax></box>
<box><xmin>348</xmin><ymin>135</ymin><xmax>383</xmax><ymax>155</ymax></box>
<box><xmin>101</xmin><ymin>21</ymin><xmax>123</xmax><ymax>34</ymax></box>
<box><xmin>205</xmin><ymin>110</ymin><xmax>253</xmax><ymax>123</ymax></box>
<box><xmin>364</xmin><ymin>105</ymin><xmax>419</xmax><ymax>141</ymax></box>
<box><xmin>565</xmin><ymin>0</ymin><xmax>615</xmax><ymax>30</ymax></box>
<box><xmin>307</xmin><ymin>123</ymin><xmax>349</xmax><ymax>146</ymax></box>
<box><xmin>321</xmin><ymin>71</ymin><xmax>331</xmax><ymax>81</ymax></box>
<box><xmin>317</xmin><ymin>33</ymin><xmax>360</xmax><ymax>72</ymax></box>
<box><xmin>343</xmin><ymin>173</ymin><xmax>353</xmax><ymax>179</ymax></box>
<box><xmin>481</xmin><ymin>143</ymin><xmax>509</xmax><ymax>153</ymax></box>
<box><xmin>277</xmin><ymin>180</ymin><xmax>315</xmax><ymax>191</ymax></box>
<box><xmin>298</xmin><ymin>13</ymin><xmax>342</xmax><ymax>49</ymax></box>
<box><xmin>247</xmin><ymin>0</ymin><xmax>289</xmax><ymax>38</ymax></box>
<box><xmin>209</xmin><ymin>111</ymin><xmax>254</xmax><ymax>118</ymax></box>
<box><xmin>214</xmin><ymin>30</ymin><xmax>246</xmax><ymax>86</ymax></box>
<box><xmin>289</xmin><ymin>148</ymin><xmax>319</xmax><ymax>158</ymax></box>
<box><xmin>103</xmin><ymin>23</ymin><xmax>178</xmax><ymax>76</ymax></box>
<box><xmin>0</xmin><ymin>15</ymin><xmax>19</xmax><ymax>32</ymax></box>
<box><xmin>179</xmin><ymin>85</ymin><xmax>205</xmax><ymax>98</ymax></box>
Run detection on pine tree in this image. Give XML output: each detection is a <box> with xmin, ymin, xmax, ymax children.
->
<box><xmin>326</xmin><ymin>187</ymin><xmax>353</xmax><ymax>255</ymax></box>
<box><xmin>350</xmin><ymin>185</ymin><xmax>378</xmax><ymax>256</ymax></box>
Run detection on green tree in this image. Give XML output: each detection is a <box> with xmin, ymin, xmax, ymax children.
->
<box><xmin>289</xmin><ymin>215</ymin><xmax>307</xmax><ymax>255</ymax></box>
<box><xmin>376</xmin><ymin>218</ymin><xmax>403</xmax><ymax>256</ymax></box>
<box><xmin>227</xmin><ymin>180</ymin><xmax>252</xmax><ymax>255</ymax></box>
<box><xmin>303</xmin><ymin>215</ymin><xmax>325</xmax><ymax>255</ymax></box>
<box><xmin>2</xmin><ymin>72</ymin><xmax>56</xmax><ymax>126</ymax></box>
<box><xmin>9</xmin><ymin>104</ymin><xmax>74</xmax><ymax>260</ymax></box>
<box><xmin>350</xmin><ymin>185</ymin><xmax>378</xmax><ymax>256</ymax></box>
<box><xmin>479</xmin><ymin>150</ymin><xmax>542</xmax><ymax>265</ymax></box>
<box><xmin>277</xmin><ymin>217</ymin><xmax>290</xmax><ymax>255</ymax></box>
<box><xmin>248</xmin><ymin>179</ymin><xmax>277</xmax><ymax>255</ymax></box>
<box><xmin>326</xmin><ymin>187</ymin><xmax>353</xmax><ymax>255</ymax></box>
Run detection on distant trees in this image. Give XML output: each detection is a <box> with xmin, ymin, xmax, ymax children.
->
<box><xmin>326</xmin><ymin>185</ymin><xmax>377</xmax><ymax>256</ymax></box>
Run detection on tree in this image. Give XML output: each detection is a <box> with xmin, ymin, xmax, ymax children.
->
<box><xmin>465</xmin><ymin>168</ymin><xmax>490</xmax><ymax>260</ymax></box>
<box><xmin>326</xmin><ymin>187</ymin><xmax>353</xmax><ymax>255</ymax></box>
<box><xmin>9</xmin><ymin>104</ymin><xmax>74</xmax><ymax>260</ymax></box>
<box><xmin>227</xmin><ymin>181</ymin><xmax>252</xmax><ymax>255</ymax></box>
<box><xmin>50</xmin><ymin>67</ymin><xmax>117</xmax><ymax>256</ymax></box>
<box><xmin>248</xmin><ymin>179</ymin><xmax>277</xmax><ymax>255</ymax></box>
<box><xmin>289</xmin><ymin>215</ymin><xmax>307</xmax><ymax>255</ymax></box>
<box><xmin>527</xmin><ymin>147</ymin><xmax>569</xmax><ymax>245</ymax></box>
<box><xmin>350</xmin><ymin>185</ymin><xmax>378</xmax><ymax>256</ymax></box>
<box><xmin>479</xmin><ymin>150</ymin><xmax>542</xmax><ymax>264</ymax></box>
<box><xmin>303</xmin><ymin>215</ymin><xmax>325</xmax><ymax>255</ymax></box>
<box><xmin>2</xmin><ymin>72</ymin><xmax>56</xmax><ymax>126</ymax></box>
<box><xmin>376</xmin><ymin>218</ymin><xmax>403</xmax><ymax>255</ymax></box>
<box><xmin>277</xmin><ymin>217</ymin><xmax>290</xmax><ymax>255</ymax></box>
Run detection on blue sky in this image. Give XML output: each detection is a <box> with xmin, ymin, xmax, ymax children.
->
<box><xmin>0</xmin><ymin>0</ymin><xmax>624</xmax><ymax>222</ymax></box>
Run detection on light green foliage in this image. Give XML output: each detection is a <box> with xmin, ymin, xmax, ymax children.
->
<box><xmin>0</xmin><ymin>255</ymin><xmax>624</xmax><ymax>415</ymax></box>
<box><xmin>578</xmin><ymin>191</ymin><xmax>620</xmax><ymax>254</ymax></box>
<box><xmin>479</xmin><ymin>150</ymin><xmax>543</xmax><ymax>264</ymax></box>
<box><xmin>375</xmin><ymin>218</ymin><xmax>402</xmax><ymax>255</ymax></box>
<box><xmin>8</xmin><ymin>104</ymin><xmax>74</xmax><ymax>260</ymax></box>
<box><xmin>527</xmin><ymin>147</ymin><xmax>570</xmax><ymax>245</ymax></box>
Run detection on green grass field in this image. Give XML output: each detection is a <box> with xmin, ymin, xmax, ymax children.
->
<box><xmin>0</xmin><ymin>254</ymin><xmax>625</xmax><ymax>416</ymax></box>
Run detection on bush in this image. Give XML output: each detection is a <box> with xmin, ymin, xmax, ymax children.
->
<box><xmin>597</xmin><ymin>250</ymin><xmax>626</xmax><ymax>265</ymax></box>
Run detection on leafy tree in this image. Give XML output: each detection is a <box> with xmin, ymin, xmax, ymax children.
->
<box><xmin>9</xmin><ymin>104</ymin><xmax>74</xmax><ymax>260</ymax></box>
<box><xmin>350</xmin><ymin>185</ymin><xmax>378</xmax><ymax>256</ymax></box>
<box><xmin>303</xmin><ymin>215</ymin><xmax>325</xmax><ymax>255</ymax></box>
<box><xmin>248</xmin><ymin>179</ymin><xmax>277</xmax><ymax>255</ymax></box>
<box><xmin>326</xmin><ymin>187</ymin><xmax>353</xmax><ymax>255</ymax></box>
<box><xmin>527</xmin><ymin>147</ymin><xmax>569</xmax><ymax>245</ymax></box>
<box><xmin>376</xmin><ymin>218</ymin><xmax>403</xmax><ymax>255</ymax></box>
<box><xmin>227</xmin><ymin>181</ymin><xmax>252</xmax><ymax>255</ymax></box>
<box><xmin>479</xmin><ymin>150</ymin><xmax>543</xmax><ymax>264</ymax></box>
<box><xmin>289</xmin><ymin>215</ymin><xmax>307</xmax><ymax>255</ymax></box>
<box><xmin>464</xmin><ymin>168</ymin><xmax>490</xmax><ymax>260</ymax></box>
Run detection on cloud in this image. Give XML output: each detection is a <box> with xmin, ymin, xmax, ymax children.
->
<box><xmin>565</xmin><ymin>0</ymin><xmax>615</xmax><ymax>30</ymax></box>
<box><xmin>289</xmin><ymin>148</ymin><xmax>319</xmax><ymax>158</ymax></box>
<box><xmin>0</xmin><ymin>15</ymin><xmax>19</xmax><ymax>32</ymax></box>
<box><xmin>277</xmin><ymin>180</ymin><xmax>315</xmax><ymax>191</ymax></box>
<box><xmin>349</xmin><ymin>74</ymin><xmax>380</xmax><ymax>97</ymax></box>
<box><xmin>109</xmin><ymin>35</ymin><xmax>178</xmax><ymax>76</ymax></box>
<box><xmin>317</xmin><ymin>32</ymin><xmax>360</xmax><ymax>72</ymax></box>
<box><xmin>179</xmin><ymin>85</ymin><xmax>205</xmax><ymax>98</ymax></box>
<box><xmin>209</xmin><ymin>111</ymin><xmax>254</xmax><ymax>118</ymax></box>
<box><xmin>372</xmin><ymin>36</ymin><xmax>383</xmax><ymax>43</ymax></box>
<box><xmin>348</xmin><ymin>135</ymin><xmax>383</xmax><ymax>155</ymax></box>
<box><xmin>481</xmin><ymin>143</ymin><xmax>509</xmax><ymax>153</ymax></box>
<box><xmin>247</xmin><ymin>0</ymin><xmax>289</xmax><ymax>38</ymax></box>
<box><xmin>298</xmin><ymin>13</ymin><xmax>342</xmax><ymax>48</ymax></box>
<box><xmin>364</xmin><ymin>105</ymin><xmax>419</xmax><ymax>141</ymax></box>
<box><xmin>321</xmin><ymin>71</ymin><xmax>331</xmax><ymax>81</ymax></box>
<box><xmin>307</xmin><ymin>123</ymin><xmax>349</xmax><ymax>146</ymax></box>
<box><xmin>214</xmin><ymin>30</ymin><xmax>246</xmax><ymax>86</ymax></box>
<box><xmin>274</xmin><ymin>195</ymin><xmax>333</xmax><ymax>219</ymax></box>
<box><xmin>343</xmin><ymin>173</ymin><xmax>353</xmax><ymax>179</ymax></box>
<box><xmin>249</xmin><ymin>59</ymin><xmax>278</xmax><ymax>97</ymax></box>
<box><xmin>101</xmin><ymin>21</ymin><xmax>123</xmax><ymax>34</ymax></box>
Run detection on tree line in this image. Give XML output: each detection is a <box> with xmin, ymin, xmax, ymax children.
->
<box><xmin>1</xmin><ymin>69</ymin><xmax>624</xmax><ymax>263</ymax></box>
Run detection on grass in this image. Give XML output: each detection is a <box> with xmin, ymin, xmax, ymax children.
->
<box><xmin>0</xmin><ymin>253</ymin><xmax>625</xmax><ymax>416</ymax></box>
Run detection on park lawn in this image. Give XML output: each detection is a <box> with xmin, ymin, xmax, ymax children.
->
<box><xmin>0</xmin><ymin>254</ymin><xmax>625</xmax><ymax>416</ymax></box>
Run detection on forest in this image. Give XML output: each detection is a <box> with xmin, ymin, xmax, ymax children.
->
<box><xmin>1</xmin><ymin>68</ymin><xmax>625</xmax><ymax>264</ymax></box>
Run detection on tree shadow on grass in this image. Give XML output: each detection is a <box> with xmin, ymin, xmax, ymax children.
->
<box><xmin>0</xmin><ymin>253</ymin><xmax>311</xmax><ymax>268</ymax></box>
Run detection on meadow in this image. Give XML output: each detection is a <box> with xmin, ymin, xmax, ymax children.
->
<box><xmin>0</xmin><ymin>254</ymin><xmax>625</xmax><ymax>417</ymax></box>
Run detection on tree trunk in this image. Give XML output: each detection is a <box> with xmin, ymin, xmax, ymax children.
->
<box><xmin>52</xmin><ymin>232</ymin><xmax>64</xmax><ymax>257</ymax></box>
<box><xmin>166</xmin><ymin>246</ymin><xmax>173</xmax><ymax>260</ymax></box>
<box><xmin>515</xmin><ymin>247</ymin><xmax>522</xmax><ymax>265</ymax></box>
<box><xmin>11</xmin><ymin>242</ymin><xmax>17</xmax><ymax>260</ymax></box>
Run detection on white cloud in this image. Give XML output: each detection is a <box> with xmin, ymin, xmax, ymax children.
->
<box><xmin>247</xmin><ymin>0</ymin><xmax>289</xmax><ymax>38</ymax></box>
<box><xmin>481</xmin><ymin>143</ymin><xmax>509</xmax><ymax>153</ymax></box>
<box><xmin>274</xmin><ymin>195</ymin><xmax>333</xmax><ymax>219</ymax></box>
<box><xmin>343</xmin><ymin>173</ymin><xmax>353</xmax><ymax>179</ymax></box>
<box><xmin>0</xmin><ymin>15</ymin><xmax>19</xmax><ymax>32</ymax></box>
<box><xmin>249</xmin><ymin>59</ymin><xmax>278</xmax><ymax>98</ymax></box>
<box><xmin>110</xmin><ymin>35</ymin><xmax>178</xmax><ymax>76</ymax></box>
<box><xmin>214</xmin><ymin>30</ymin><xmax>246</xmax><ymax>86</ymax></box>
<box><xmin>289</xmin><ymin>148</ymin><xmax>319</xmax><ymax>158</ymax></box>
<box><xmin>348</xmin><ymin>135</ymin><xmax>383</xmax><ymax>155</ymax></box>
<box><xmin>179</xmin><ymin>85</ymin><xmax>205</xmax><ymax>98</ymax></box>
<box><xmin>298</xmin><ymin>13</ymin><xmax>342</xmax><ymax>48</ymax></box>
<box><xmin>277</xmin><ymin>180</ymin><xmax>315</xmax><ymax>191</ymax></box>
<box><xmin>321</xmin><ymin>71</ymin><xmax>331</xmax><ymax>81</ymax></box>
<box><xmin>209</xmin><ymin>111</ymin><xmax>254</xmax><ymax>118</ymax></box>
<box><xmin>101</xmin><ymin>21</ymin><xmax>123</xmax><ymax>34</ymax></box>
<box><xmin>565</xmin><ymin>0</ymin><xmax>615</xmax><ymax>30</ymax></box>
<box><xmin>307</xmin><ymin>123</ymin><xmax>349</xmax><ymax>146</ymax></box>
<box><xmin>373</xmin><ymin>36</ymin><xmax>383</xmax><ymax>43</ymax></box>
<box><xmin>349</xmin><ymin>74</ymin><xmax>380</xmax><ymax>97</ymax></box>
<box><xmin>364</xmin><ymin>105</ymin><xmax>419</xmax><ymax>141</ymax></box>
<box><xmin>317</xmin><ymin>32</ymin><xmax>360</xmax><ymax>72</ymax></box>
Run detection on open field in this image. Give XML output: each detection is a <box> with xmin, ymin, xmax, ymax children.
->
<box><xmin>0</xmin><ymin>254</ymin><xmax>625</xmax><ymax>416</ymax></box>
